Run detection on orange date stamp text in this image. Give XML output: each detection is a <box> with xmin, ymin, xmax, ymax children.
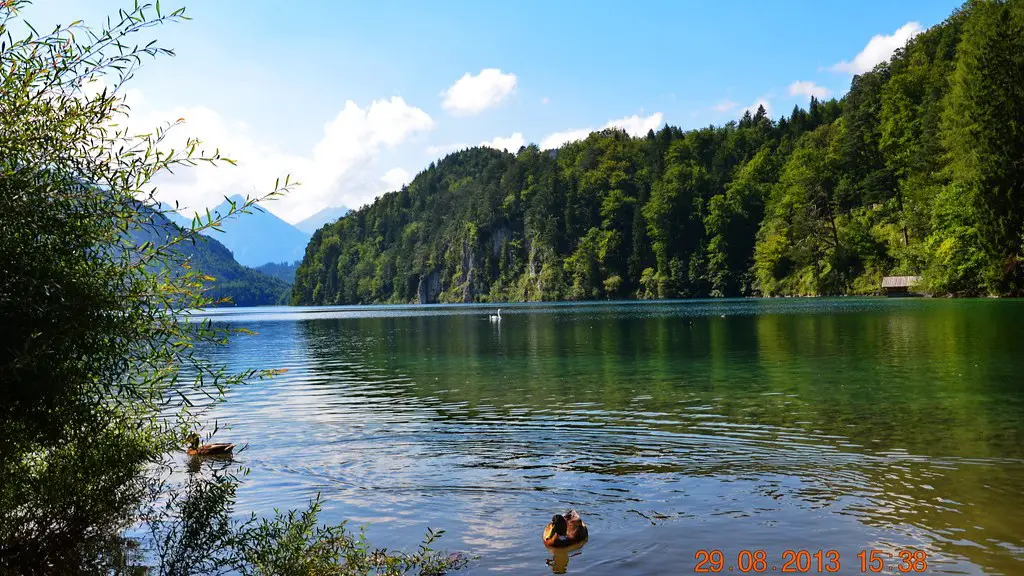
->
<box><xmin>693</xmin><ymin>549</ymin><xmax>929</xmax><ymax>573</ymax></box>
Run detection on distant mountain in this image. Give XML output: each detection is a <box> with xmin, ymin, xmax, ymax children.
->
<box><xmin>177</xmin><ymin>195</ymin><xmax>310</xmax><ymax>268</ymax></box>
<box><xmin>295</xmin><ymin>205</ymin><xmax>350</xmax><ymax>234</ymax></box>
<box><xmin>132</xmin><ymin>206</ymin><xmax>290</xmax><ymax>306</ymax></box>
<box><xmin>154</xmin><ymin>201</ymin><xmax>194</xmax><ymax>229</ymax></box>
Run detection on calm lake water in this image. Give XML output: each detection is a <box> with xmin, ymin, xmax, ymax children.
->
<box><xmin>190</xmin><ymin>299</ymin><xmax>1024</xmax><ymax>575</ymax></box>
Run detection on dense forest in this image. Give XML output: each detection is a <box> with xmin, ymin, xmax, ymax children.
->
<box><xmin>294</xmin><ymin>0</ymin><xmax>1024</xmax><ymax>305</ymax></box>
<box><xmin>255</xmin><ymin>261</ymin><xmax>299</xmax><ymax>285</ymax></box>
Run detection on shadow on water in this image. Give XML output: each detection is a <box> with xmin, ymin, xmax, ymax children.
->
<box><xmin>190</xmin><ymin>299</ymin><xmax>1024</xmax><ymax>574</ymax></box>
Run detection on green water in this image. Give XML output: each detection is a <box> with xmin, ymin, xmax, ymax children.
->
<box><xmin>193</xmin><ymin>299</ymin><xmax>1024</xmax><ymax>574</ymax></box>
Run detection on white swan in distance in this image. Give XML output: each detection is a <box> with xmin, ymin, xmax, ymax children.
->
<box><xmin>490</xmin><ymin>308</ymin><xmax>502</xmax><ymax>322</ymax></box>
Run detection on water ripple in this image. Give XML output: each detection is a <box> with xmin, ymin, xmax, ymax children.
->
<box><xmin>177</xmin><ymin>300</ymin><xmax>1024</xmax><ymax>575</ymax></box>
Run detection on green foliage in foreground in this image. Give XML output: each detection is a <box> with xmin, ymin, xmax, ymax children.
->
<box><xmin>146</xmin><ymin>474</ymin><xmax>468</xmax><ymax>576</ymax></box>
<box><xmin>0</xmin><ymin>2</ymin><xmax>465</xmax><ymax>574</ymax></box>
<box><xmin>295</xmin><ymin>0</ymin><xmax>1024</xmax><ymax>304</ymax></box>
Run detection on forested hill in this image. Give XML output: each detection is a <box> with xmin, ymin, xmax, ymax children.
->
<box><xmin>132</xmin><ymin>209</ymin><xmax>290</xmax><ymax>306</ymax></box>
<box><xmin>294</xmin><ymin>0</ymin><xmax>1024</xmax><ymax>305</ymax></box>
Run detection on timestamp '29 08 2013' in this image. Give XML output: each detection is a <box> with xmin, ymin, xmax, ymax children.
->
<box><xmin>694</xmin><ymin>549</ymin><xmax>930</xmax><ymax>573</ymax></box>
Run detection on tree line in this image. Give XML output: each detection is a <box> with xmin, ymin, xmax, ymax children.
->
<box><xmin>294</xmin><ymin>0</ymin><xmax>1024</xmax><ymax>305</ymax></box>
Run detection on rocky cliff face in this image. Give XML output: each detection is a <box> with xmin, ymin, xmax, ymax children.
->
<box><xmin>458</xmin><ymin>240</ymin><xmax>476</xmax><ymax>303</ymax></box>
<box><xmin>417</xmin><ymin>269</ymin><xmax>442</xmax><ymax>304</ymax></box>
<box><xmin>527</xmin><ymin>237</ymin><xmax>542</xmax><ymax>295</ymax></box>
<box><xmin>489</xmin><ymin>226</ymin><xmax>511</xmax><ymax>257</ymax></box>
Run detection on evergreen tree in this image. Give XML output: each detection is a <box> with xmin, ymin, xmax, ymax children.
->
<box><xmin>943</xmin><ymin>0</ymin><xmax>1024</xmax><ymax>294</ymax></box>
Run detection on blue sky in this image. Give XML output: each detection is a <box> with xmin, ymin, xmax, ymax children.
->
<box><xmin>34</xmin><ymin>1</ymin><xmax>963</xmax><ymax>223</ymax></box>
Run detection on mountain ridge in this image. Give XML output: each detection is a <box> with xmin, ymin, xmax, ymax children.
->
<box><xmin>171</xmin><ymin>195</ymin><xmax>310</xmax><ymax>268</ymax></box>
<box><xmin>295</xmin><ymin>205</ymin><xmax>350</xmax><ymax>234</ymax></box>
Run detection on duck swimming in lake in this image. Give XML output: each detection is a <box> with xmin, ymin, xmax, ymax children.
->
<box><xmin>543</xmin><ymin>510</ymin><xmax>588</xmax><ymax>547</ymax></box>
<box><xmin>185</xmin><ymin>432</ymin><xmax>235</xmax><ymax>456</ymax></box>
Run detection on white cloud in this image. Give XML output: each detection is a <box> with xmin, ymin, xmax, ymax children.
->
<box><xmin>539</xmin><ymin>112</ymin><xmax>664</xmax><ymax>150</ymax></box>
<box><xmin>381</xmin><ymin>167</ymin><xmax>411</xmax><ymax>190</ymax></box>
<box><xmin>441</xmin><ymin>68</ymin><xmax>517</xmax><ymax>116</ymax></box>
<box><xmin>132</xmin><ymin>96</ymin><xmax>434</xmax><ymax>223</ymax></box>
<box><xmin>831</xmin><ymin>22</ymin><xmax>923</xmax><ymax>74</ymax></box>
<box><xmin>611</xmin><ymin>113</ymin><xmax>664</xmax><ymax>136</ymax></box>
<box><xmin>742</xmin><ymin>98</ymin><xmax>772</xmax><ymax>118</ymax></box>
<box><xmin>80</xmin><ymin>77</ymin><xmax>146</xmax><ymax>110</ymax></box>
<box><xmin>540</xmin><ymin>128</ymin><xmax>593</xmax><ymax>150</ymax></box>
<box><xmin>712</xmin><ymin>100</ymin><xmax>737</xmax><ymax>113</ymax></box>
<box><xmin>788</xmin><ymin>81</ymin><xmax>831</xmax><ymax>99</ymax></box>
<box><xmin>481</xmin><ymin>132</ymin><xmax>525</xmax><ymax>153</ymax></box>
<box><xmin>425</xmin><ymin>142</ymin><xmax>469</xmax><ymax>157</ymax></box>
<box><xmin>541</xmin><ymin>96</ymin><xmax>550</xmax><ymax>105</ymax></box>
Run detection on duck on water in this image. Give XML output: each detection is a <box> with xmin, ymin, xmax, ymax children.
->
<box><xmin>542</xmin><ymin>510</ymin><xmax>588</xmax><ymax>548</ymax></box>
<box><xmin>185</xmin><ymin>432</ymin><xmax>235</xmax><ymax>456</ymax></box>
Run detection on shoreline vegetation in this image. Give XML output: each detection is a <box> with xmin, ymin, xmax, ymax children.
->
<box><xmin>293</xmin><ymin>0</ymin><xmax>1024</xmax><ymax>306</ymax></box>
<box><xmin>0</xmin><ymin>2</ymin><xmax>465</xmax><ymax>574</ymax></box>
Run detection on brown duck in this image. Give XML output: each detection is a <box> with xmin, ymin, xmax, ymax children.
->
<box><xmin>185</xmin><ymin>432</ymin><xmax>235</xmax><ymax>456</ymax></box>
<box><xmin>542</xmin><ymin>509</ymin><xmax>589</xmax><ymax>547</ymax></box>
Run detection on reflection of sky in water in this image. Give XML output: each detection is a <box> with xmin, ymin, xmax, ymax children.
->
<box><xmin>183</xmin><ymin>299</ymin><xmax>1024</xmax><ymax>574</ymax></box>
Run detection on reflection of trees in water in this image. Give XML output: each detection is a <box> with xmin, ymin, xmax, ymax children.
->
<box><xmin>290</xmin><ymin>303</ymin><xmax>1024</xmax><ymax>574</ymax></box>
<box><xmin>742</xmin><ymin>305</ymin><xmax>1024</xmax><ymax>574</ymax></box>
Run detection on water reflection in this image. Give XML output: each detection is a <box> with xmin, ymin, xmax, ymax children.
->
<box><xmin>185</xmin><ymin>453</ymin><xmax>235</xmax><ymax>475</ymax></box>
<box><xmin>546</xmin><ymin>541</ymin><xmax>586</xmax><ymax>574</ymax></box>
<box><xmin>189</xmin><ymin>299</ymin><xmax>1024</xmax><ymax>575</ymax></box>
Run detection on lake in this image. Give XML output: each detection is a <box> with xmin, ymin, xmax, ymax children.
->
<box><xmin>190</xmin><ymin>299</ymin><xmax>1024</xmax><ymax>575</ymax></box>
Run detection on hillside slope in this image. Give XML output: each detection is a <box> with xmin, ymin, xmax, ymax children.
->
<box><xmin>254</xmin><ymin>261</ymin><xmax>298</xmax><ymax>285</ymax></box>
<box><xmin>294</xmin><ymin>1</ymin><xmax>1024</xmax><ymax>304</ymax></box>
<box><xmin>134</xmin><ymin>208</ymin><xmax>290</xmax><ymax>306</ymax></box>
